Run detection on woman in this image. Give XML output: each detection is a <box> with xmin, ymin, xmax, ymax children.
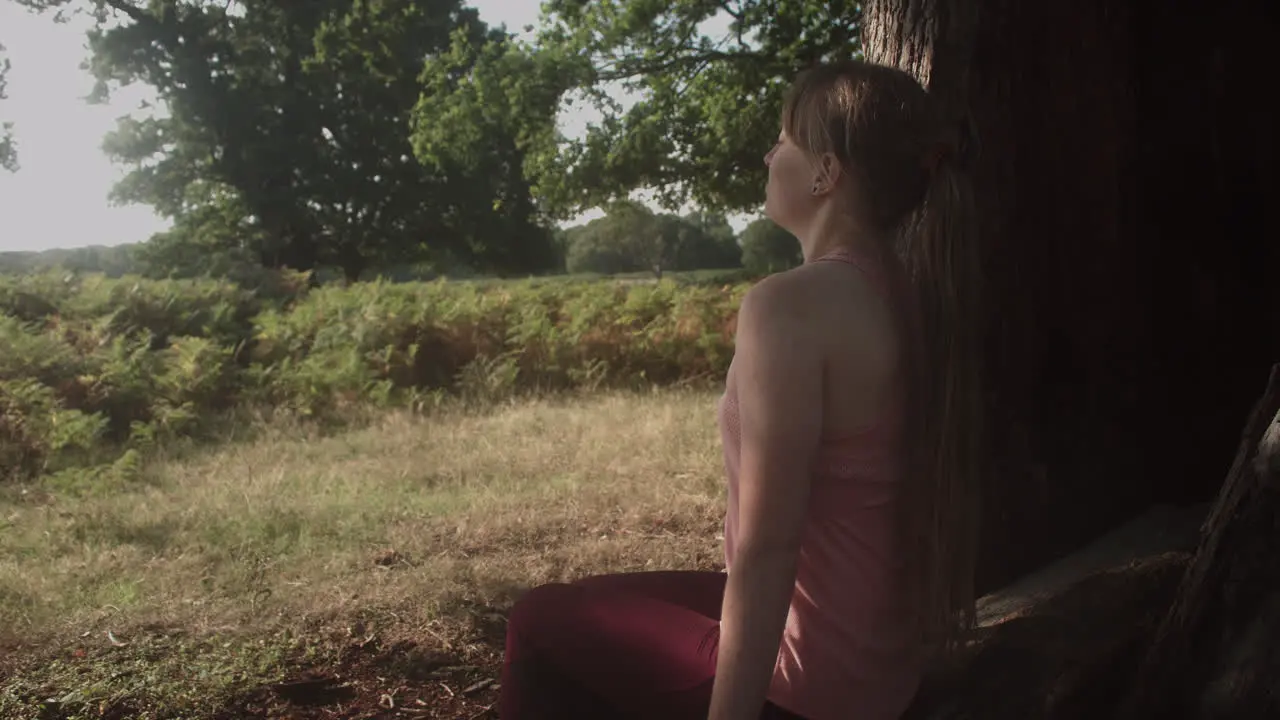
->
<box><xmin>498</xmin><ymin>58</ymin><xmax>983</xmax><ymax>720</ymax></box>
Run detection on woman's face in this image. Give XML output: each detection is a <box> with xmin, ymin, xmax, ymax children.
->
<box><xmin>763</xmin><ymin>130</ymin><xmax>819</xmax><ymax>235</ymax></box>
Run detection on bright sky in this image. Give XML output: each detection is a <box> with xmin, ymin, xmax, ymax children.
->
<box><xmin>0</xmin><ymin>1</ymin><xmax>749</xmax><ymax>253</ymax></box>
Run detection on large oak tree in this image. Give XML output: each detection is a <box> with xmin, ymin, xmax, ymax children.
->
<box><xmin>7</xmin><ymin>0</ymin><xmax>564</xmax><ymax>281</ymax></box>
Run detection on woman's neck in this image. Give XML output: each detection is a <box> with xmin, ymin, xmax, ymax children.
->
<box><xmin>798</xmin><ymin>209</ymin><xmax>889</xmax><ymax>265</ymax></box>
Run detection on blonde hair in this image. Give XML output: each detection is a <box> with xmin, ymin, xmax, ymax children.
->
<box><xmin>782</xmin><ymin>60</ymin><xmax>984</xmax><ymax>651</ymax></box>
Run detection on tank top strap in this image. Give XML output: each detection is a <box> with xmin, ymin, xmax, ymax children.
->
<box><xmin>812</xmin><ymin>247</ymin><xmax>891</xmax><ymax>297</ymax></box>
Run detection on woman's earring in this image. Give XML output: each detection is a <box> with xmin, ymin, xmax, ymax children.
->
<box><xmin>811</xmin><ymin>182</ymin><xmax>822</xmax><ymax>195</ymax></box>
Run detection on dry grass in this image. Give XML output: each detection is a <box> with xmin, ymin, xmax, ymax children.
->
<box><xmin>0</xmin><ymin>388</ymin><xmax>727</xmax><ymax>718</ymax></box>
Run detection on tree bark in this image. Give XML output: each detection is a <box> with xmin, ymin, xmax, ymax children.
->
<box><xmin>862</xmin><ymin>0</ymin><xmax>980</xmax><ymax>115</ymax></box>
<box><xmin>862</xmin><ymin>0</ymin><xmax>1280</xmax><ymax>596</ymax></box>
<box><xmin>902</xmin><ymin>359</ymin><xmax>1280</xmax><ymax>719</ymax></box>
<box><xmin>1117</xmin><ymin>365</ymin><xmax>1280</xmax><ymax>719</ymax></box>
<box><xmin>861</xmin><ymin>1</ymin><xmax>1280</xmax><ymax>714</ymax></box>
<box><xmin>1135</xmin><ymin>2</ymin><xmax>1280</xmax><ymax>506</ymax></box>
<box><xmin>864</xmin><ymin>0</ymin><xmax>1142</xmax><ymax>594</ymax></box>
<box><xmin>904</xmin><ymin>552</ymin><xmax>1191</xmax><ymax>720</ymax></box>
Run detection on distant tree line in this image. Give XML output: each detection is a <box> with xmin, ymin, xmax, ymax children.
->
<box><xmin>0</xmin><ymin>244</ymin><xmax>139</xmax><ymax>277</ymax></box>
<box><xmin>2</xmin><ymin>212</ymin><xmax>802</xmax><ymax>280</ymax></box>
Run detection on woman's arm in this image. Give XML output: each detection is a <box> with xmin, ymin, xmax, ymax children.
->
<box><xmin>708</xmin><ymin>277</ymin><xmax>823</xmax><ymax>720</ymax></box>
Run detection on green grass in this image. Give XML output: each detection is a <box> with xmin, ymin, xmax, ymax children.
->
<box><xmin>0</xmin><ymin>388</ymin><xmax>729</xmax><ymax>719</ymax></box>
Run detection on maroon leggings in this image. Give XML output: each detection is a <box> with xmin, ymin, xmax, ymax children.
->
<box><xmin>498</xmin><ymin>570</ymin><xmax>808</xmax><ymax>719</ymax></box>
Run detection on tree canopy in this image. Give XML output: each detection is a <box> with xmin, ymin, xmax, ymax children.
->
<box><xmin>511</xmin><ymin>0</ymin><xmax>863</xmax><ymax>215</ymax></box>
<box><xmin>7</xmin><ymin>0</ymin><xmax>564</xmax><ymax>280</ymax></box>
<box><xmin>562</xmin><ymin>200</ymin><xmax>741</xmax><ymax>277</ymax></box>
<box><xmin>2</xmin><ymin>0</ymin><xmax>857</xmax><ymax>279</ymax></box>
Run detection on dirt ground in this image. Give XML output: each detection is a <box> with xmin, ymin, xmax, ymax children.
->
<box><xmin>210</xmin><ymin>642</ymin><xmax>504</xmax><ymax>720</ymax></box>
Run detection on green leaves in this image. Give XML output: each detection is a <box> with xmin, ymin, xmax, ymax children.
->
<box><xmin>562</xmin><ymin>200</ymin><xmax>741</xmax><ymax>276</ymax></box>
<box><xmin>527</xmin><ymin>0</ymin><xmax>863</xmax><ymax>214</ymax></box>
<box><xmin>13</xmin><ymin>0</ymin><xmax>565</xmax><ymax>281</ymax></box>
<box><xmin>739</xmin><ymin>217</ymin><xmax>801</xmax><ymax>274</ymax></box>
<box><xmin>410</xmin><ymin>22</ymin><xmax>575</xmax><ymax>273</ymax></box>
<box><xmin>5</xmin><ymin>0</ymin><xmax>862</xmax><ymax>277</ymax></box>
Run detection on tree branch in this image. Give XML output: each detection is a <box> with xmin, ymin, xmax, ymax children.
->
<box><xmin>595</xmin><ymin>47</ymin><xmax>775</xmax><ymax>82</ymax></box>
<box><xmin>100</xmin><ymin>0</ymin><xmax>151</xmax><ymax>25</ymax></box>
<box><xmin>716</xmin><ymin>0</ymin><xmax>743</xmax><ymax>22</ymax></box>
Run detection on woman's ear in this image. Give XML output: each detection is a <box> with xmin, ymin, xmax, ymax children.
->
<box><xmin>812</xmin><ymin>152</ymin><xmax>843</xmax><ymax>195</ymax></box>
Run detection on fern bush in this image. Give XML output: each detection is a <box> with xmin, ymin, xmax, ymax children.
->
<box><xmin>0</xmin><ymin>269</ymin><xmax>752</xmax><ymax>483</ymax></box>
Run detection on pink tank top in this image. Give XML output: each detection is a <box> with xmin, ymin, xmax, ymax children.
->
<box><xmin>717</xmin><ymin>248</ymin><xmax>922</xmax><ymax>720</ymax></box>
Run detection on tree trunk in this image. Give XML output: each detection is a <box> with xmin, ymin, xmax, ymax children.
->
<box><xmin>1135</xmin><ymin>3</ymin><xmax>1280</xmax><ymax>507</ymax></box>
<box><xmin>1117</xmin><ymin>365</ymin><xmax>1280</xmax><ymax>719</ymax></box>
<box><xmin>904</xmin><ymin>551</ymin><xmax>1191</xmax><ymax>720</ymax></box>
<box><xmin>341</xmin><ymin>260</ymin><xmax>365</xmax><ymax>286</ymax></box>
<box><xmin>902</xmin><ymin>367</ymin><xmax>1280</xmax><ymax>719</ymax></box>
<box><xmin>862</xmin><ymin>0</ymin><xmax>1280</xmax><ymax>595</ymax></box>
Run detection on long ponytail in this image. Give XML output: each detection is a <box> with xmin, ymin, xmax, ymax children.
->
<box><xmin>896</xmin><ymin>146</ymin><xmax>984</xmax><ymax>652</ymax></box>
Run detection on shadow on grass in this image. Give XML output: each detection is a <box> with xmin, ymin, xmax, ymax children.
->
<box><xmin>209</xmin><ymin>630</ymin><xmax>506</xmax><ymax>720</ymax></box>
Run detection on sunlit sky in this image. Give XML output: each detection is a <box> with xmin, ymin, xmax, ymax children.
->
<box><xmin>0</xmin><ymin>0</ymin><xmax>749</xmax><ymax>253</ymax></box>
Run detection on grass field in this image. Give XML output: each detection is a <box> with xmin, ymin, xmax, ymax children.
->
<box><xmin>0</xmin><ymin>388</ymin><xmax>729</xmax><ymax>719</ymax></box>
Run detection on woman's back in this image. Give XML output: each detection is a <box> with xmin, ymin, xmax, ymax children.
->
<box><xmin>718</xmin><ymin>248</ymin><xmax>922</xmax><ymax>720</ymax></box>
